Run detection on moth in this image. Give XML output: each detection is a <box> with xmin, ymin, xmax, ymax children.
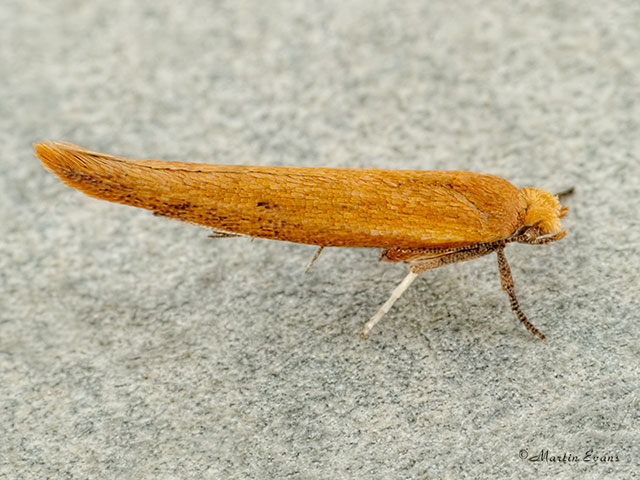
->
<box><xmin>35</xmin><ymin>141</ymin><xmax>571</xmax><ymax>340</ymax></box>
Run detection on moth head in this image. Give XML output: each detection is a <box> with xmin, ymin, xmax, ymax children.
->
<box><xmin>520</xmin><ymin>187</ymin><xmax>565</xmax><ymax>236</ymax></box>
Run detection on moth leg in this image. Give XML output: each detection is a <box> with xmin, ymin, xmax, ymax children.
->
<box><xmin>381</xmin><ymin>247</ymin><xmax>452</xmax><ymax>263</ymax></box>
<box><xmin>364</xmin><ymin>245</ymin><xmax>500</xmax><ymax>337</ymax></box>
<box><xmin>408</xmin><ymin>246</ymin><xmax>498</xmax><ymax>274</ymax></box>
<box><xmin>363</xmin><ymin>248</ymin><xmax>459</xmax><ymax>338</ymax></box>
<box><xmin>208</xmin><ymin>228</ymin><xmax>242</xmax><ymax>239</ymax></box>
<box><xmin>496</xmin><ymin>247</ymin><xmax>546</xmax><ymax>340</ymax></box>
<box><xmin>305</xmin><ymin>246</ymin><xmax>324</xmax><ymax>273</ymax></box>
<box><xmin>362</xmin><ymin>270</ymin><xmax>419</xmax><ymax>338</ymax></box>
<box><xmin>382</xmin><ymin>239</ymin><xmax>504</xmax><ymax>268</ymax></box>
<box><xmin>512</xmin><ymin>227</ymin><xmax>567</xmax><ymax>245</ymax></box>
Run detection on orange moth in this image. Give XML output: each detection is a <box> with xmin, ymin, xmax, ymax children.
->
<box><xmin>35</xmin><ymin>141</ymin><xmax>570</xmax><ymax>340</ymax></box>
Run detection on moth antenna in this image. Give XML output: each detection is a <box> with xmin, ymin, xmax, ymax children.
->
<box><xmin>362</xmin><ymin>270</ymin><xmax>419</xmax><ymax>338</ymax></box>
<box><xmin>555</xmin><ymin>187</ymin><xmax>575</xmax><ymax>200</ymax></box>
<box><xmin>305</xmin><ymin>246</ymin><xmax>324</xmax><ymax>273</ymax></box>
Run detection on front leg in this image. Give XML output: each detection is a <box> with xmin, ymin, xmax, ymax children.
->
<box><xmin>496</xmin><ymin>247</ymin><xmax>545</xmax><ymax>340</ymax></box>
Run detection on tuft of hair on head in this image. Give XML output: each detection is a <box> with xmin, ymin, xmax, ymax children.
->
<box><xmin>520</xmin><ymin>187</ymin><xmax>564</xmax><ymax>235</ymax></box>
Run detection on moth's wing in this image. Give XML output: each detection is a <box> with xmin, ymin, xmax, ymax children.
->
<box><xmin>35</xmin><ymin>142</ymin><xmax>525</xmax><ymax>250</ymax></box>
<box><xmin>237</xmin><ymin>168</ymin><xmax>526</xmax><ymax>249</ymax></box>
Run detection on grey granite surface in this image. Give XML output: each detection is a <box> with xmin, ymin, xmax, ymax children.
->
<box><xmin>1</xmin><ymin>1</ymin><xmax>639</xmax><ymax>478</ymax></box>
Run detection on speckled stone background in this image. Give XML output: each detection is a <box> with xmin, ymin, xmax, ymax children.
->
<box><xmin>1</xmin><ymin>1</ymin><xmax>639</xmax><ymax>479</ymax></box>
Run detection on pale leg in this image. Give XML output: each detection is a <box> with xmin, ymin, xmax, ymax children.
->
<box><xmin>361</xmin><ymin>270</ymin><xmax>419</xmax><ymax>338</ymax></box>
